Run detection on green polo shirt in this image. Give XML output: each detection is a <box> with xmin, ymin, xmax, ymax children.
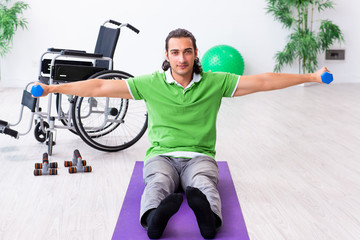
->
<box><xmin>126</xmin><ymin>71</ymin><xmax>239</xmax><ymax>161</ymax></box>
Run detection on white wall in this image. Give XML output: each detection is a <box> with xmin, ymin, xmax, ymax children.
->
<box><xmin>1</xmin><ymin>0</ymin><xmax>358</xmax><ymax>87</ymax></box>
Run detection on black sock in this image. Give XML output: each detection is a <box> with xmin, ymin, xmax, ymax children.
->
<box><xmin>146</xmin><ymin>193</ymin><xmax>183</xmax><ymax>239</ymax></box>
<box><xmin>186</xmin><ymin>186</ymin><xmax>217</xmax><ymax>239</ymax></box>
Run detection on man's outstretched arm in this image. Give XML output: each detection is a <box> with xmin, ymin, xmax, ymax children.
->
<box><xmin>34</xmin><ymin>79</ymin><xmax>133</xmax><ymax>99</ymax></box>
<box><xmin>233</xmin><ymin>67</ymin><xmax>330</xmax><ymax>97</ymax></box>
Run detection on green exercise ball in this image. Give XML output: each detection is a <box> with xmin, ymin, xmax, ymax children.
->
<box><xmin>201</xmin><ymin>45</ymin><xmax>245</xmax><ymax>75</ymax></box>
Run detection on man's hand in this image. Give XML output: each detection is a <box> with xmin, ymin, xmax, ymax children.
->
<box><xmin>311</xmin><ymin>67</ymin><xmax>332</xmax><ymax>84</ymax></box>
<box><xmin>31</xmin><ymin>82</ymin><xmax>49</xmax><ymax>97</ymax></box>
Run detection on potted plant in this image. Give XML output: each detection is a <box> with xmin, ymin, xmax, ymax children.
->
<box><xmin>266</xmin><ymin>0</ymin><xmax>344</xmax><ymax>74</ymax></box>
<box><xmin>0</xmin><ymin>0</ymin><xmax>29</xmax><ymax>57</ymax></box>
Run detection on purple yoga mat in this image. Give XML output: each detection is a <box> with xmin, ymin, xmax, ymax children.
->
<box><xmin>112</xmin><ymin>161</ymin><xmax>249</xmax><ymax>240</ymax></box>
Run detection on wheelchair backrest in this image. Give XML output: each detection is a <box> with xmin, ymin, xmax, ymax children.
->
<box><xmin>94</xmin><ymin>26</ymin><xmax>120</xmax><ymax>59</ymax></box>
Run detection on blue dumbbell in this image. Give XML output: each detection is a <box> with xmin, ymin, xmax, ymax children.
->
<box><xmin>31</xmin><ymin>84</ymin><xmax>44</xmax><ymax>97</ymax></box>
<box><xmin>321</xmin><ymin>72</ymin><xmax>333</xmax><ymax>84</ymax></box>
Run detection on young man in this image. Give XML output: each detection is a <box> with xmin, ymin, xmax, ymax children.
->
<box><xmin>35</xmin><ymin>29</ymin><xmax>331</xmax><ymax>239</ymax></box>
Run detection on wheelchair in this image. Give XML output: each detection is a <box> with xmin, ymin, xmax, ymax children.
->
<box><xmin>0</xmin><ymin>20</ymin><xmax>148</xmax><ymax>155</ymax></box>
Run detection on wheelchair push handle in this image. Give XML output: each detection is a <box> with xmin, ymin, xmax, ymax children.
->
<box><xmin>109</xmin><ymin>19</ymin><xmax>122</xmax><ymax>26</ymax></box>
<box><xmin>108</xmin><ymin>19</ymin><xmax>140</xmax><ymax>34</ymax></box>
<box><xmin>126</xmin><ymin>24</ymin><xmax>140</xmax><ymax>34</ymax></box>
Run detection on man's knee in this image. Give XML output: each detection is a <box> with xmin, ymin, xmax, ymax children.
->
<box><xmin>182</xmin><ymin>156</ymin><xmax>219</xmax><ymax>187</ymax></box>
<box><xmin>145</xmin><ymin>173</ymin><xmax>179</xmax><ymax>192</ymax></box>
<box><xmin>144</xmin><ymin>155</ymin><xmax>178</xmax><ymax>179</ymax></box>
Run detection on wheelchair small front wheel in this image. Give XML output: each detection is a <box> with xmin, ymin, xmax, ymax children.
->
<box><xmin>72</xmin><ymin>70</ymin><xmax>148</xmax><ymax>152</ymax></box>
<box><xmin>34</xmin><ymin>121</ymin><xmax>49</xmax><ymax>143</ymax></box>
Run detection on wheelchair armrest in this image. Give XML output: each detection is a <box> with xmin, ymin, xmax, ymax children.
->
<box><xmin>47</xmin><ymin>48</ymin><xmax>86</xmax><ymax>53</ymax></box>
<box><xmin>61</xmin><ymin>50</ymin><xmax>103</xmax><ymax>58</ymax></box>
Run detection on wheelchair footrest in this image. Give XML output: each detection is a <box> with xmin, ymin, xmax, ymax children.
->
<box><xmin>0</xmin><ymin>124</ymin><xmax>19</xmax><ymax>139</ymax></box>
<box><xmin>0</xmin><ymin>120</ymin><xmax>9</xmax><ymax>127</ymax></box>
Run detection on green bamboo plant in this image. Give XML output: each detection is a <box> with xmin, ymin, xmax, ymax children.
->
<box><xmin>0</xmin><ymin>0</ymin><xmax>29</xmax><ymax>56</ymax></box>
<box><xmin>266</xmin><ymin>0</ymin><xmax>344</xmax><ymax>74</ymax></box>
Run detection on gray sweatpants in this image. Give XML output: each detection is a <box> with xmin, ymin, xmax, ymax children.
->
<box><xmin>140</xmin><ymin>155</ymin><xmax>222</xmax><ymax>228</ymax></box>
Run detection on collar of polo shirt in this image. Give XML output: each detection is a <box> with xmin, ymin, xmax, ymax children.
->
<box><xmin>165</xmin><ymin>70</ymin><xmax>202</xmax><ymax>90</ymax></box>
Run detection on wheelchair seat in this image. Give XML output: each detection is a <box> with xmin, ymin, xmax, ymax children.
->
<box><xmin>39</xmin><ymin>21</ymin><xmax>121</xmax><ymax>84</ymax></box>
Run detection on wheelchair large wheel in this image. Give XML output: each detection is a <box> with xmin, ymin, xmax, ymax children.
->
<box><xmin>72</xmin><ymin>70</ymin><xmax>148</xmax><ymax>152</ymax></box>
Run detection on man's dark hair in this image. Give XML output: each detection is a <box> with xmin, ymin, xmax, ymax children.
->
<box><xmin>162</xmin><ymin>28</ymin><xmax>203</xmax><ymax>74</ymax></box>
